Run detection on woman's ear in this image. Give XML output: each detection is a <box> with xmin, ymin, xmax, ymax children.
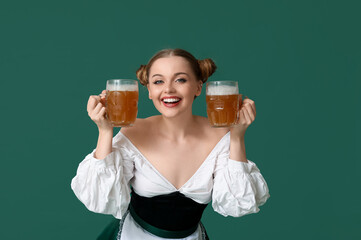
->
<box><xmin>195</xmin><ymin>80</ymin><xmax>203</xmax><ymax>97</ymax></box>
<box><xmin>147</xmin><ymin>84</ymin><xmax>152</xmax><ymax>99</ymax></box>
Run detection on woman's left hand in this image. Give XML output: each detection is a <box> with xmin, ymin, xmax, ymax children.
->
<box><xmin>231</xmin><ymin>96</ymin><xmax>256</xmax><ymax>137</ymax></box>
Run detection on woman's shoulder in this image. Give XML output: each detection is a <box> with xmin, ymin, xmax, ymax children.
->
<box><xmin>193</xmin><ymin>115</ymin><xmax>229</xmax><ymax>139</ymax></box>
<box><xmin>120</xmin><ymin>116</ymin><xmax>160</xmax><ymax>139</ymax></box>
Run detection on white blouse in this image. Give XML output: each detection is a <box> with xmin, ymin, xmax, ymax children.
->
<box><xmin>71</xmin><ymin>131</ymin><xmax>270</xmax><ymax>240</ymax></box>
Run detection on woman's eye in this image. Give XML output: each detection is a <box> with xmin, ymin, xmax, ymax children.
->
<box><xmin>153</xmin><ymin>80</ymin><xmax>163</xmax><ymax>84</ymax></box>
<box><xmin>176</xmin><ymin>78</ymin><xmax>187</xmax><ymax>83</ymax></box>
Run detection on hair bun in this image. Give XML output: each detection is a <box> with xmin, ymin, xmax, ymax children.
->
<box><xmin>136</xmin><ymin>64</ymin><xmax>148</xmax><ymax>86</ymax></box>
<box><xmin>198</xmin><ymin>58</ymin><xmax>217</xmax><ymax>83</ymax></box>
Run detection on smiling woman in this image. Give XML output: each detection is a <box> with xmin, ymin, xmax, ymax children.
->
<box><xmin>144</xmin><ymin>56</ymin><xmax>204</xmax><ymax>118</ymax></box>
<box><xmin>71</xmin><ymin>48</ymin><xmax>270</xmax><ymax>240</ymax></box>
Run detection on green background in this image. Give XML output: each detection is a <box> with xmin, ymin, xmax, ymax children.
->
<box><xmin>1</xmin><ymin>0</ymin><xmax>360</xmax><ymax>239</ymax></box>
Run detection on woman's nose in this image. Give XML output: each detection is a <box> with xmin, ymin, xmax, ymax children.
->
<box><xmin>164</xmin><ymin>81</ymin><xmax>176</xmax><ymax>93</ymax></box>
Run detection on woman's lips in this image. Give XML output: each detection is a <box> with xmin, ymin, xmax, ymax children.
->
<box><xmin>161</xmin><ymin>97</ymin><xmax>181</xmax><ymax>108</ymax></box>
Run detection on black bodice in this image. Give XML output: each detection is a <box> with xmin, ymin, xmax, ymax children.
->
<box><xmin>130</xmin><ymin>190</ymin><xmax>208</xmax><ymax>232</ymax></box>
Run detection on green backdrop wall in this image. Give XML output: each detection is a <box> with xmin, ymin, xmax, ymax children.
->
<box><xmin>1</xmin><ymin>0</ymin><xmax>360</xmax><ymax>239</ymax></box>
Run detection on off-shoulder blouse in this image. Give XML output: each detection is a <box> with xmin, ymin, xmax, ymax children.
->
<box><xmin>71</xmin><ymin>131</ymin><xmax>270</xmax><ymax>239</ymax></box>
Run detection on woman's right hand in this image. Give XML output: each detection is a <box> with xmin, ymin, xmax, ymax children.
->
<box><xmin>87</xmin><ymin>90</ymin><xmax>113</xmax><ymax>131</ymax></box>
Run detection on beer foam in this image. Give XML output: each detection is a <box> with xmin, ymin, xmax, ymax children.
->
<box><xmin>207</xmin><ymin>85</ymin><xmax>238</xmax><ymax>95</ymax></box>
<box><xmin>107</xmin><ymin>84</ymin><xmax>138</xmax><ymax>91</ymax></box>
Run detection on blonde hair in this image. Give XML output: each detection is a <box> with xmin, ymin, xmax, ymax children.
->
<box><xmin>136</xmin><ymin>49</ymin><xmax>217</xmax><ymax>86</ymax></box>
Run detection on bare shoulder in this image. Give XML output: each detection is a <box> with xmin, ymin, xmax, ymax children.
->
<box><xmin>194</xmin><ymin>116</ymin><xmax>229</xmax><ymax>140</ymax></box>
<box><xmin>120</xmin><ymin>116</ymin><xmax>160</xmax><ymax>141</ymax></box>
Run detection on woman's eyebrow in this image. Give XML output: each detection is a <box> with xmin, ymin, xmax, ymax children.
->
<box><xmin>174</xmin><ymin>72</ymin><xmax>189</xmax><ymax>77</ymax></box>
<box><xmin>151</xmin><ymin>72</ymin><xmax>189</xmax><ymax>78</ymax></box>
<box><xmin>151</xmin><ymin>74</ymin><xmax>163</xmax><ymax>78</ymax></box>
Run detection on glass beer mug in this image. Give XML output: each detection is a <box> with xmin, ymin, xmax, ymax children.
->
<box><xmin>206</xmin><ymin>81</ymin><xmax>241</xmax><ymax>127</ymax></box>
<box><xmin>105</xmin><ymin>79</ymin><xmax>139</xmax><ymax>127</ymax></box>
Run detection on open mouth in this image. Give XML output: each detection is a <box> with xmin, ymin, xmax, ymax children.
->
<box><xmin>161</xmin><ymin>97</ymin><xmax>182</xmax><ymax>107</ymax></box>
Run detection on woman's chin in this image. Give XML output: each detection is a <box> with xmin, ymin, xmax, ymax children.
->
<box><xmin>156</xmin><ymin>108</ymin><xmax>186</xmax><ymax>119</ymax></box>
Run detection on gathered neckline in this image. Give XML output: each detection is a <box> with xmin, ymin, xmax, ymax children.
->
<box><xmin>117</xmin><ymin>131</ymin><xmax>230</xmax><ymax>191</ymax></box>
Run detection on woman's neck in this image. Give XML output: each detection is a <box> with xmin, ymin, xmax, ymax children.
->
<box><xmin>158</xmin><ymin>112</ymin><xmax>197</xmax><ymax>141</ymax></box>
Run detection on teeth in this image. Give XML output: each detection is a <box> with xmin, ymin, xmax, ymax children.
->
<box><xmin>163</xmin><ymin>98</ymin><xmax>180</xmax><ymax>103</ymax></box>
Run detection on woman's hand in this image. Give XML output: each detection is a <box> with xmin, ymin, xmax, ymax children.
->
<box><xmin>231</xmin><ymin>96</ymin><xmax>256</xmax><ymax>137</ymax></box>
<box><xmin>87</xmin><ymin>90</ymin><xmax>113</xmax><ymax>132</ymax></box>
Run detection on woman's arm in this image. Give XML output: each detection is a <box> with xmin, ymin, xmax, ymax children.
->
<box><xmin>229</xmin><ymin>134</ymin><xmax>247</xmax><ymax>162</ymax></box>
<box><xmin>87</xmin><ymin>90</ymin><xmax>114</xmax><ymax>159</ymax></box>
<box><xmin>94</xmin><ymin>129</ymin><xmax>113</xmax><ymax>159</ymax></box>
<box><xmin>229</xmin><ymin>97</ymin><xmax>256</xmax><ymax>162</ymax></box>
<box><xmin>212</xmin><ymin>97</ymin><xmax>270</xmax><ymax>217</ymax></box>
<box><xmin>71</xmin><ymin>91</ymin><xmax>135</xmax><ymax>219</ymax></box>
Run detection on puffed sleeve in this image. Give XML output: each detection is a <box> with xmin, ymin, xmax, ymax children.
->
<box><xmin>212</xmin><ymin>144</ymin><xmax>270</xmax><ymax>217</ymax></box>
<box><xmin>71</xmin><ymin>132</ymin><xmax>134</xmax><ymax>219</ymax></box>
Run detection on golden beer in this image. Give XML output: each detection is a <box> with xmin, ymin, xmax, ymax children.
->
<box><xmin>206</xmin><ymin>81</ymin><xmax>239</xmax><ymax>127</ymax></box>
<box><xmin>106</xmin><ymin>79</ymin><xmax>138</xmax><ymax>127</ymax></box>
<box><xmin>206</xmin><ymin>94</ymin><xmax>240</xmax><ymax>127</ymax></box>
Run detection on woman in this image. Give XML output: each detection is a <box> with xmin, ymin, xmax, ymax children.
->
<box><xmin>71</xmin><ymin>49</ymin><xmax>270</xmax><ymax>240</ymax></box>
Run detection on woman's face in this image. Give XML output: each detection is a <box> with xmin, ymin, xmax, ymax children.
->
<box><xmin>147</xmin><ymin>56</ymin><xmax>202</xmax><ymax>118</ymax></box>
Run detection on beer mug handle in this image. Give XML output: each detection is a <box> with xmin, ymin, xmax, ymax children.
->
<box><xmin>237</xmin><ymin>94</ymin><xmax>243</xmax><ymax>123</ymax></box>
<box><xmin>99</xmin><ymin>92</ymin><xmax>107</xmax><ymax>107</ymax></box>
<box><xmin>238</xmin><ymin>94</ymin><xmax>243</xmax><ymax>106</ymax></box>
<box><xmin>99</xmin><ymin>92</ymin><xmax>109</xmax><ymax>120</ymax></box>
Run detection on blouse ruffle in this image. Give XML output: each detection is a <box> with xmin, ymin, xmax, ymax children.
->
<box><xmin>71</xmin><ymin>131</ymin><xmax>270</xmax><ymax>220</ymax></box>
<box><xmin>71</xmin><ymin>136</ymin><xmax>135</xmax><ymax>219</ymax></box>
